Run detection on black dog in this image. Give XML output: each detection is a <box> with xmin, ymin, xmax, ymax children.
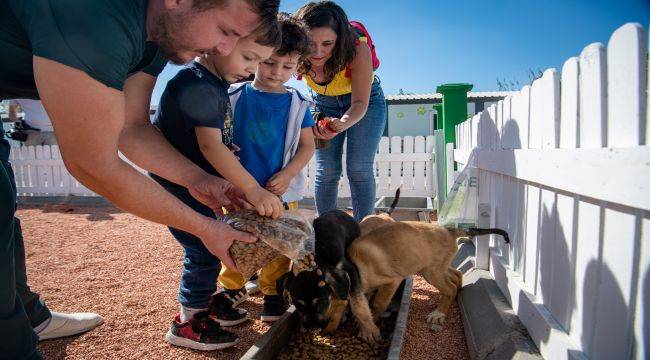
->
<box><xmin>277</xmin><ymin>210</ymin><xmax>361</xmax><ymax>331</ymax></box>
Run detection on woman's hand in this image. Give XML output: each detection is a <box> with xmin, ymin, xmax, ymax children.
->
<box><xmin>329</xmin><ymin>114</ymin><xmax>352</xmax><ymax>132</ymax></box>
<box><xmin>312</xmin><ymin>119</ymin><xmax>338</xmax><ymax>140</ymax></box>
<box><xmin>266</xmin><ymin>170</ymin><xmax>293</xmax><ymax>196</ymax></box>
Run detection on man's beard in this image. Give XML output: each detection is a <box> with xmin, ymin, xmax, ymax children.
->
<box><xmin>150</xmin><ymin>12</ymin><xmax>196</xmax><ymax>65</ymax></box>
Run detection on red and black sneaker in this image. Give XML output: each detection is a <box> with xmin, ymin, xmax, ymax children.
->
<box><xmin>208</xmin><ymin>292</ymin><xmax>249</xmax><ymax>326</ymax></box>
<box><xmin>164</xmin><ymin>311</ymin><xmax>238</xmax><ymax>351</ymax></box>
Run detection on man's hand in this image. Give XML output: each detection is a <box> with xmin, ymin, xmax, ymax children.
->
<box><xmin>188</xmin><ymin>175</ymin><xmax>250</xmax><ymax>214</ymax></box>
<box><xmin>197</xmin><ymin>219</ymin><xmax>258</xmax><ymax>271</ymax></box>
<box><xmin>266</xmin><ymin>170</ymin><xmax>292</xmax><ymax>196</ymax></box>
<box><xmin>244</xmin><ymin>186</ymin><xmax>284</xmax><ymax>218</ymax></box>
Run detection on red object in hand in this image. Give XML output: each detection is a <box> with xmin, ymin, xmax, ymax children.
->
<box><xmin>317</xmin><ymin>117</ymin><xmax>336</xmax><ymax>133</ymax></box>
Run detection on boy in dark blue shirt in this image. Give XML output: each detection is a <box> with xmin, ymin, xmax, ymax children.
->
<box><xmin>217</xmin><ymin>14</ymin><xmax>315</xmax><ymax>322</ymax></box>
<box><xmin>152</xmin><ymin>22</ymin><xmax>281</xmax><ymax>351</ymax></box>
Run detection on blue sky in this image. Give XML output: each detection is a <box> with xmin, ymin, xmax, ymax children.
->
<box><xmin>151</xmin><ymin>0</ymin><xmax>649</xmax><ymax>105</ymax></box>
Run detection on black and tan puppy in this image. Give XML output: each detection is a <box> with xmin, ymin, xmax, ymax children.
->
<box><xmin>277</xmin><ymin>210</ymin><xmax>361</xmax><ymax>331</ymax></box>
<box><xmin>346</xmin><ymin>220</ymin><xmax>509</xmax><ymax>343</ymax></box>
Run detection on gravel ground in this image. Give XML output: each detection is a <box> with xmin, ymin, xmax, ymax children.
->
<box><xmin>16</xmin><ymin>202</ymin><xmax>468</xmax><ymax>359</ymax></box>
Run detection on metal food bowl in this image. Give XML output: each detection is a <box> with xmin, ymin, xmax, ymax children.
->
<box><xmin>374</xmin><ymin>196</ymin><xmax>435</xmax><ymax>222</ymax></box>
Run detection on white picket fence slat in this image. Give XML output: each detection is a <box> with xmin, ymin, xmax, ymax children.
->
<box><xmin>579</xmin><ymin>43</ymin><xmax>607</xmax><ymax>148</ymax></box>
<box><xmin>450</xmin><ymin>23</ymin><xmax>649</xmax><ymax>360</ymax></box>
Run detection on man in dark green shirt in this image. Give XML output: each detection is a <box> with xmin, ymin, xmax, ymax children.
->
<box><xmin>0</xmin><ymin>1</ymin><xmax>279</xmax><ymax>358</ymax></box>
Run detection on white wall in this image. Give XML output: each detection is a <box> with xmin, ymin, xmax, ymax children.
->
<box><xmin>387</xmin><ymin>103</ymin><xmax>434</xmax><ymax>137</ymax></box>
<box><xmin>388</xmin><ymin>102</ymin><xmax>477</xmax><ymax>137</ymax></box>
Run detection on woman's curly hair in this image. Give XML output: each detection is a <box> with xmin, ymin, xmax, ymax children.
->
<box><xmin>293</xmin><ymin>1</ymin><xmax>356</xmax><ymax>82</ymax></box>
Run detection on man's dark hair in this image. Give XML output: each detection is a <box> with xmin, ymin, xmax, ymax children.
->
<box><xmin>275</xmin><ymin>13</ymin><xmax>312</xmax><ymax>58</ymax></box>
<box><xmin>192</xmin><ymin>0</ymin><xmax>281</xmax><ymax>45</ymax></box>
<box><xmin>248</xmin><ymin>14</ymin><xmax>281</xmax><ymax>48</ymax></box>
<box><xmin>293</xmin><ymin>1</ymin><xmax>355</xmax><ymax>81</ymax></box>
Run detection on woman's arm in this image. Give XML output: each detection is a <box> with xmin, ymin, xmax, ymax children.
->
<box><xmin>338</xmin><ymin>42</ymin><xmax>375</xmax><ymax>130</ymax></box>
<box><xmin>195</xmin><ymin>126</ymin><xmax>284</xmax><ymax>218</ymax></box>
<box><xmin>267</xmin><ymin>127</ymin><xmax>315</xmax><ymax>195</ymax></box>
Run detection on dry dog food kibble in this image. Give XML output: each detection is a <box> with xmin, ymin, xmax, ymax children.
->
<box><xmin>276</xmin><ymin>315</ymin><xmax>395</xmax><ymax>360</ymax></box>
<box><xmin>219</xmin><ymin>210</ymin><xmax>314</xmax><ymax>279</ymax></box>
<box><xmin>229</xmin><ymin>241</ymin><xmax>281</xmax><ymax>280</ymax></box>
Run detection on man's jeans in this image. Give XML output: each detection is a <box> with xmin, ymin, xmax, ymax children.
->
<box><xmin>313</xmin><ymin>79</ymin><xmax>387</xmax><ymax>221</ymax></box>
<box><xmin>1</xmin><ymin>122</ymin><xmax>47</xmax><ymax>359</ymax></box>
<box><xmin>160</xmin><ymin>185</ymin><xmax>222</xmax><ymax>309</ymax></box>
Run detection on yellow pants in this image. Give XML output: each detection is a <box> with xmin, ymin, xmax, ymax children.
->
<box><xmin>218</xmin><ymin>201</ymin><xmax>298</xmax><ymax>295</ymax></box>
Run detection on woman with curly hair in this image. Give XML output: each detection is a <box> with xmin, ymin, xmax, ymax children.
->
<box><xmin>294</xmin><ymin>1</ymin><xmax>386</xmax><ymax>221</ymax></box>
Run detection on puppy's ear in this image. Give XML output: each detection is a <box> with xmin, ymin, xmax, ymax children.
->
<box><xmin>325</xmin><ymin>269</ymin><xmax>351</xmax><ymax>300</ymax></box>
<box><xmin>276</xmin><ymin>272</ymin><xmax>293</xmax><ymax>305</ymax></box>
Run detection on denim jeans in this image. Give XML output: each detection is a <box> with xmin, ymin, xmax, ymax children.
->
<box><xmin>0</xmin><ymin>121</ymin><xmax>44</xmax><ymax>360</ymax></box>
<box><xmin>313</xmin><ymin>79</ymin><xmax>387</xmax><ymax>221</ymax></box>
<box><xmin>158</xmin><ymin>184</ymin><xmax>221</xmax><ymax>309</ymax></box>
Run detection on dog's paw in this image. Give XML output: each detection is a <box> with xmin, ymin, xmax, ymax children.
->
<box><xmin>358</xmin><ymin>323</ymin><xmax>381</xmax><ymax>343</ymax></box>
<box><xmin>426</xmin><ymin>310</ymin><xmax>446</xmax><ymax>331</ymax></box>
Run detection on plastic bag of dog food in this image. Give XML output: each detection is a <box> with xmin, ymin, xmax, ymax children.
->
<box><xmin>218</xmin><ymin>209</ymin><xmax>315</xmax><ymax>279</ymax></box>
<box><xmin>438</xmin><ymin>150</ymin><xmax>478</xmax><ymax>228</ymax></box>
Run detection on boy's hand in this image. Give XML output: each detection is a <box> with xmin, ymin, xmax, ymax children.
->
<box><xmin>266</xmin><ymin>170</ymin><xmax>292</xmax><ymax>196</ymax></box>
<box><xmin>245</xmin><ymin>186</ymin><xmax>284</xmax><ymax>218</ymax></box>
<box><xmin>197</xmin><ymin>219</ymin><xmax>257</xmax><ymax>272</ymax></box>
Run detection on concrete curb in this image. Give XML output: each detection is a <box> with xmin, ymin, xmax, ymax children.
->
<box><xmin>454</xmin><ymin>242</ymin><xmax>542</xmax><ymax>360</ymax></box>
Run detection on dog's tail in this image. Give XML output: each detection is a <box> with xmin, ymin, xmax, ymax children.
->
<box><xmin>452</xmin><ymin>227</ymin><xmax>510</xmax><ymax>243</ymax></box>
<box><xmin>386</xmin><ymin>186</ymin><xmax>401</xmax><ymax>215</ymax></box>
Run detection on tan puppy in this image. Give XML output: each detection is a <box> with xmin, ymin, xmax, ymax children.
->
<box><xmin>344</xmin><ymin>221</ymin><xmax>509</xmax><ymax>343</ymax></box>
<box><xmin>359</xmin><ymin>187</ymin><xmax>400</xmax><ymax>236</ymax></box>
<box><xmin>359</xmin><ymin>212</ymin><xmax>396</xmax><ymax>236</ymax></box>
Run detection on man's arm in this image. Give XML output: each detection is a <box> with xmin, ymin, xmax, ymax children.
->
<box><xmin>119</xmin><ymin>72</ymin><xmax>207</xmax><ymax>189</ymax></box>
<box><xmin>33</xmin><ymin>56</ymin><xmax>254</xmax><ymax>270</ymax></box>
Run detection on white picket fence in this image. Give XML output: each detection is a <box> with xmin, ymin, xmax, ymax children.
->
<box><xmin>451</xmin><ymin>23</ymin><xmax>649</xmax><ymax>360</ymax></box>
<box><xmin>9</xmin><ymin>136</ymin><xmax>436</xmax><ymax>198</ymax></box>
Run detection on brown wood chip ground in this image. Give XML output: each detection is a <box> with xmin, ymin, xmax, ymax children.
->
<box><xmin>16</xmin><ymin>203</ymin><xmax>467</xmax><ymax>359</ymax></box>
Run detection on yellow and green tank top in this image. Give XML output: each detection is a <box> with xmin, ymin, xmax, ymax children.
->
<box><xmin>302</xmin><ymin>69</ymin><xmax>353</xmax><ymax>96</ymax></box>
<box><xmin>301</xmin><ymin>39</ymin><xmax>373</xmax><ymax>97</ymax></box>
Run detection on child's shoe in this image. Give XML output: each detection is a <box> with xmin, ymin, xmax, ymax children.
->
<box><xmin>164</xmin><ymin>311</ymin><xmax>238</xmax><ymax>351</ymax></box>
<box><xmin>245</xmin><ymin>275</ymin><xmax>260</xmax><ymax>295</ymax></box>
<box><xmin>222</xmin><ymin>287</ymin><xmax>249</xmax><ymax>307</ymax></box>
<box><xmin>260</xmin><ymin>295</ymin><xmax>288</xmax><ymax>322</ymax></box>
<box><xmin>209</xmin><ymin>292</ymin><xmax>249</xmax><ymax>326</ymax></box>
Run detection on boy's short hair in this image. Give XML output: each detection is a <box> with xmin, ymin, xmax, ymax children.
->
<box><xmin>275</xmin><ymin>13</ymin><xmax>311</xmax><ymax>58</ymax></box>
<box><xmin>248</xmin><ymin>8</ymin><xmax>282</xmax><ymax>48</ymax></box>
